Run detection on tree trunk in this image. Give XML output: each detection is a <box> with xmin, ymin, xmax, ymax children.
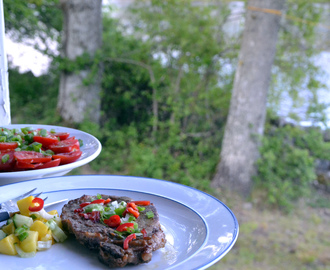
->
<box><xmin>212</xmin><ymin>0</ymin><xmax>286</xmax><ymax>196</ymax></box>
<box><xmin>0</xmin><ymin>0</ymin><xmax>10</xmax><ymax>125</ymax></box>
<box><xmin>58</xmin><ymin>0</ymin><xmax>102</xmax><ymax>124</ymax></box>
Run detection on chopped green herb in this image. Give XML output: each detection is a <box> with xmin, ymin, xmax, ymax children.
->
<box><xmin>1</xmin><ymin>154</ymin><xmax>9</xmax><ymax>164</ymax></box>
<box><xmin>146</xmin><ymin>211</ymin><xmax>154</xmax><ymax>219</ymax></box>
<box><xmin>21</xmin><ymin>127</ymin><xmax>33</xmax><ymax>134</ymax></box>
<box><xmin>128</xmin><ymin>216</ymin><xmax>136</xmax><ymax>222</ymax></box>
<box><xmin>18</xmin><ymin>232</ymin><xmax>29</xmax><ymax>241</ymax></box>
<box><xmin>44</xmin><ymin>149</ymin><xmax>54</xmax><ymax>156</ymax></box>
<box><xmin>39</xmin><ymin>129</ymin><xmax>48</xmax><ymax>137</ymax></box>
<box><xmin>30</xmin><ymin>214</ymin><xmax>38</xmax><ymax>220</ymax></box>
<box><xmin>78</xmin><ymin>139</ymin><xmax>84</xmax><ymax>147</ymax></box>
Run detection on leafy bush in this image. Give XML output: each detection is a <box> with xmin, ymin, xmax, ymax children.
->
<box><xmin>79</xmin><ymin>121</ymin><xmax>219</xmax><ymax>192</ymax></box>
<box><xmin>9</xmin><ymin>67</ymin><xmax>60</xmax><ymax>124</ymax></box>
<box><xmin>254</xmin><ymin>123</ymin><xmax>330</xmax><ymax>211</ymax></box>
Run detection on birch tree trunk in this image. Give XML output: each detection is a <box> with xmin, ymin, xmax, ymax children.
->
<box><xmin>212</xmin><ymin>0</ymin><xmax>286</xmax><ymax>196</ymax></box>
<box><xmin>0</xmin><ymin>0</ymin><xmax>10</xmax><ymax>125</ymax></box>
<box><xmin>58</xmin><ymin>0</ymin><xmax>102</xmax><ymax>124</ymax></box>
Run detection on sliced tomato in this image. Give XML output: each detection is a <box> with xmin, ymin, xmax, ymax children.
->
<box><xmin>53</xmin><ymin>132</ymin><xmax>70</xmax><ymax>141</ymax></box>
<box><xmin>104</xmin><ymin>215</ymin><xmax>121</xmax><ymax>228</ymax></box>
<box><xmin>14</xmin><ymin>151</ymin><xmax>52</xmax><ymax>163</ymax></box>
<box><xmin>37</xmin><ymin>158</ymin><xmax>61</xmax><ymax>169</ymax></box>
<box><xmin>47</xmin><ymin>139</ymin><xmax>80</xmax><ymax>154</ymax></box>
<box><xmin>0</xmin><ymin>151</ymin><xmax>15</xmax><ymax>171</ymax></box>
<box><xmin>53</xmin><ymin>150</ymin><xmax>82</xmax><ymax>165</ymax></box>
<box><xmin>33</xmin><ymin>135</ymin><xmax>59</xmax><ymax>147</ymax></box>
<box><xmin>15</xmin><ymin>161</ymin><xmax>43</xmax><ymax>169</ymax></box>
<box><xmin>0</xmin><ymin>142</ymin><xmax>18</xmax><ymax>150</ymax></box>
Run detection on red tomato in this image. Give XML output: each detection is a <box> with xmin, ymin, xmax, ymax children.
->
<box><xmin>15</xmin><ymin>161</ymin><xmax>43</xmax><ymax>169</ymax></box>
<box><xmin>0</xmin><ymin>142</ymin><xmax>18</xmax><ymax>150</ymax></box>
<box><xmin>116</xmin><ymin>223</ymin><xmax>135</xmax><ymax>232</ymax></box>
<box><xmin>105</xmin><ymin>215</ymin><xmax>121</xmax><ymax>228</ymax></box>
<box><xmin>14</xmin><ymin>151</ymin><xmax>52</xmax><ymax>163</ymax></box>
<box><xmin>37</xmin><ymin>158</ymin><xmax>61</xmax><ymax>169</ymax></box>
<box><xmin>53</xmin><ymin>150</ymin><xmax>82</xmax><ymax>165</ymax></box>
<box><xmin>0</xmin><ymin>151</ymin><xmax>15</xmax><ymax>171</ymax></box>
<box><xmin>47</xmin><ymin>139</ymin><xmax>80</xmax><ymax>154</ymax></box>
<box><xmin>33</xmin><ymin>135</ymin><xmax>59</xmax><ymax>147</ymax></box>
<box><xmin>53</xmin><ymin>132</ymin><xmax>70</xmax><ymax>140</ymax></box>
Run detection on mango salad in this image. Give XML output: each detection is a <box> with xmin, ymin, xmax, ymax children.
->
<box><xmin>0</xmin><ymin>195</ymin><xmax>67</xmax><ymax>258</ymax></box>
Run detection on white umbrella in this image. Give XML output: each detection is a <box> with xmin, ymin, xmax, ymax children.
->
<box><xmin>0</xmin><ymin>0</ymin><xmax>10</xmax><ymax>125</ymax></box>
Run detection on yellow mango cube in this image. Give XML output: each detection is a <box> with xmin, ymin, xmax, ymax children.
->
<box><xmin>17</xmin><ymin>196</ymin><xmax>34</xmax><ymax>216</ymax></box>
<box><xmin>40</xmin><ymin>229</ymin><xmax>52</xmax><ymax>242</ymax></box>
<box><xmin>30</xmin><ymin>221</ymin><xmax>49</xmax><ymax>240</ymax></box>
<box><xmin>1</xmin><ymin>222</ymin><xmax>15</xmax><ymax>235</ymax></box>
<box><xmin>20</xmin><ymin>231</ymin><xmax>38</xmax><ymax>253</ymax></box>
<box><xmin>0</xmin><ymin>234</ymin><xmax>19</xmax><ymax>255</ymax></box>
<box><xmin>47</xmin><ymin>210</ymin><xmax>59</xmax><ymax>217</ymax></box>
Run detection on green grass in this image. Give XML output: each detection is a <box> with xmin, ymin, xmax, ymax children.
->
<box><xmin>208</xmin><ymin>191</ymin><xmax>330</xmax><ymax>270</ymax></box>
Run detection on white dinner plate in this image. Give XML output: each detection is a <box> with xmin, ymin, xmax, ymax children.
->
<box><xmin>0</xmin><ymin>175</ymin><xmax>238</xmax><ymax>270</ymax></box>
<box><xmin>0</xmin><ymin>124</ymin><xmax>102</xmax><ymax>185</ymax></box>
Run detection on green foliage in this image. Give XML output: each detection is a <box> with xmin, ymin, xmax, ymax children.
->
<box><xmin>9</xmin><ymin>67</ymin><xmax>60</xmax><ymax>124</ymax></box>
<box><xmin>3</xmin><ymin>0</ymin><xmax>62</xmax><ymax>56</ymax></box>
<box><xmin>255</xmin><ymin>121</ymin><xmax>330</xmax><ymax>211</ymax></box>
<box><xmin>81</xmin><ymin>123</ymin><xmax>218</xmax><ymax>192</ymax></box>
<box><xmin>6</xmin><ymin>0</ymin><xmax>330</xmax><ymax>212</ymax></box>
<box><xmin>83</xmin><ymin>1</ymin><xmax>235</xmax><ymax>191</ymax></box>
<box><xmin>270</xmin><ymin>1</ymin><xmax>328</xmax><ymax>126</ymax></box>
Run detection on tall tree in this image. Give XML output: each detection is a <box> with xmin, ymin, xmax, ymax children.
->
<box><xmin>212</xmin><ymin>0</ymin><xmax>286</xmax><ymax>195</ymax></box>
<box><xmin>57</xmin><ymin>0</ymin><xmax>102</xmax><ymax>123</ymax></box>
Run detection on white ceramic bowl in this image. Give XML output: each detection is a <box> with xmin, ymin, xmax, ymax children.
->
<box><xmin>0</xmin><ymin>124</ymin><xmax>102</xmax><ymax>185</ymax></box>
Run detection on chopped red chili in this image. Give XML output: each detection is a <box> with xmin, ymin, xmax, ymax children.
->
<box><xmin>130</xmin><ymin>201</ymin><xmax>150</xmax><ymax>206</ymax></box>
<box><xmin>104</xmin><ymin>198</ymin><xmax>111</xmax><ymax>204</ymax></box>
<box><xmin>123</xmin><ymin>233</ymin><xmax>136</xmax><ymax>250</ymax></box>
<box><xmin>79</xmin><ymin>202</ymin><xmax>91</xmax><ymax>208</ymax></box>
<box><xmin>127</xmin><ymin>202</ymin><xmax>138</xmax><ymax>211</ymax></box>
<box><xmin>127</xmin><ymin>207</ymin><xmax>140</xmax><ymax>218</ymax></box>
<box><xmin>141</xmin><ymin>228</ymin><xmax>147</xmax><ymax>238</ymax></box>
<box><xmin>28</xmin><ymin>197</ymin><xmax>44</xmax><ymax>212</ymax></box>
<box><xmin>91</xmin><ymin>199</ymin><xmax>105</xmax><ymax>204</ymax></box>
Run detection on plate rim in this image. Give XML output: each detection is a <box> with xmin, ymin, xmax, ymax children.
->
<box><xmin>0</xmin><ymin>175</ymin><xmax>239</xmax><ymax>269</ymax></box>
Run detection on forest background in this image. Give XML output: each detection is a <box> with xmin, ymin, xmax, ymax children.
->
<box><xmin>3</xmin><ymin>0</ymin><xmax>330</xmax><ymax>269</ymax></box>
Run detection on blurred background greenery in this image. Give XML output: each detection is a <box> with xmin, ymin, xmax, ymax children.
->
<box><xmin>3</xmin><ymin>0</ymin><xmax>330</xmax><ymax>269</ymax></box>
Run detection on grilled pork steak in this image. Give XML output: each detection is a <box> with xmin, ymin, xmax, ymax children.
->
<box><xmin>60</xmin><ymin>195</ymin><xmax>166</xmax><ymax>268</ymax></box>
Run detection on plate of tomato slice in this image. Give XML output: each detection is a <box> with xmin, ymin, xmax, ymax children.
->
<box><xmin>0</xmin><ymin>124</ymin><xmax>102</xmax><ymax>185</ymax></box>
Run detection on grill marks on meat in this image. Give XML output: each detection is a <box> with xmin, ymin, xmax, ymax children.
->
<box><xmin>60</xmin><ymin>195</ymin><xmax>166</xmax><ymax>268</ymax></box>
